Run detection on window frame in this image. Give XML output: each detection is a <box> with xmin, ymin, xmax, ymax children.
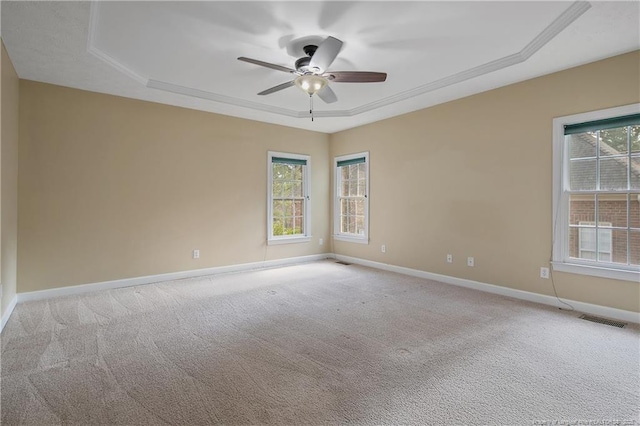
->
<box><xmin>333</xmin><ymin>151</ymin><xmax>370</xmax><ymax>244</ymax></box>
<box><xmin>552</xmin><ymin>103</ymin><xmax>640</xmax><ymax>281</ymax></box>
<box><xmin>267</xmin><ymin>151</ymin><xmax>311</xmax><ymax>245</ymax></box>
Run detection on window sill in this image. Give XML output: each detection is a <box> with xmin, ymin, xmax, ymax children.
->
<box><xmin>267</xmin><ymin>236</ymin><xmax>311</xmax><ymax>246</ymax></box>
<box><xmin>333</xmin><ymin>234</ymin><xmax>369</xmax><ymax>245</ymax></box>
<box><xmin>552</xmin><ymin>261</ymin><xmax>640</xmax><ymax>282</ymax></box>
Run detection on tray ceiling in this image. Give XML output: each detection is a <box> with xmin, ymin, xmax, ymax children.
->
<box><xmin>2</xmin><ymin>1</ymin><xmax>639</xmax><ymax>133</ymax></box>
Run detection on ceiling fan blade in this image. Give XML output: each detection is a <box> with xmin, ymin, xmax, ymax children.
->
<box><xmin>257</xmin><ymin>80</ymin><xmax>295</xmax><ymax>96</ymax></box>
<box><xmin>325</xmin><ymin>71</ymin><xmax>387</xmax><ymax>83</ymax></box>
<box><xmin>238</xmin><ymin>57</ymin><xmax>295</xmax><ymax>74</ymax></box>
<box><xmin>308</xmin><ymin>36</ymin><xmax>343</xmax><ymax>73</ymax></box>
<box><xmin>317</xmin><ymin>85</ymin><xmax>338</xmax><ymax>104</ymax></box>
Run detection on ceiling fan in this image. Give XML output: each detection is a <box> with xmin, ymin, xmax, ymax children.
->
<box><xmin>237</xmin><ymin>36</ymin><xmax>387</xmax><ymax>105</ymax></box>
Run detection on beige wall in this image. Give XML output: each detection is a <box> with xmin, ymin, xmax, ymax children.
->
<box><xmin>13</xmin><ymin>50</ymin><xmax>640</xmax><ymax>313</ymax></box>
<box><xmin>18</xmin><ymin>81</ymin><xmax>330</xmax><ymax>292</ymax></box>
<box><xmin>331</xmin><ymin>51</ymin><xmax>640</xmax><ymax>312</ymax></box>
<box><xmin>1</xmin><ymin>41</ymin><xmax>20</xmax><ymax>315</ymax></box>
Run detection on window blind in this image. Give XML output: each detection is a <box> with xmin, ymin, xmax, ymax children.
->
<box><xmin>272</xmin><ymin>157</ymin><xmax>307</xmax><ymax>166</ymax></box>
<box><xmin>564</xmin><ymin>113</ymin><xmax>640</xmax><ymax>135</ymax></box>
<box><xmin>337</xmin><ymin>157</ymin><xmax>366</xmax><ymax>167</ymax></box>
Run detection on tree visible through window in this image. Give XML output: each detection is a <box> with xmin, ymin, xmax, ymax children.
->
<box><xmin>268</xmin><ymin>152</ymin><xmax>310</xmax><ymax>243</ymax></box>
<box><xmin>334</xmin><ymin>153</ymin><xmax>369</xmax><ymax>243</ymax></box>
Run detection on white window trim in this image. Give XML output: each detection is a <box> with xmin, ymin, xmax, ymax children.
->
<box><xmin>333</xmin><ymin>151</ymin><xmax>369</xmax><ymax>244</ymax></box>
<box><xmin>551</xmin><ymin>103</ymin><xmax>640</xmax><ymax>282</ymax></box>
<box><xmin>267</xmin><ymin>151</ymin><xmax>311</xmax><ymax>245</ymax></box>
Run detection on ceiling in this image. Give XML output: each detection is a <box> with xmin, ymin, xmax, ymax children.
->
<box><xmin>1</xmin><ymin>1</ymin><xmax>638</xmax><ymax>134</ymax></box>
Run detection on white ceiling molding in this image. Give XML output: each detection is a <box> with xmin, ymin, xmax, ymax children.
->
<box><xmin>350</xmin><ymin>1</ymin><xmax>592</xmax><ymax>116</ymax></box>
<box><xmin>87</xmin><ymin>1</ymin><xmax>591</xmax><ymax>120</ymax></box>
<box><xmin>87</xmin><ymin>2</ymin><xmax>147</xmax><ymax>86</ymax></box>
<box><xmin>147</xmin><ymin>79</ymin><xmax>301</xmax><ymax>118</ymax></box>
<box><xmin>3</xmin><ymin>1</ymin><xmax>637</xmax><ymax>133</ymax></box>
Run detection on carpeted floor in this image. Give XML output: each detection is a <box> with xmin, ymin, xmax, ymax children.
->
<box><xmin>1</xmin><ymin>260</ymin><xmax>639</xmax><ymax>425</ymax></box>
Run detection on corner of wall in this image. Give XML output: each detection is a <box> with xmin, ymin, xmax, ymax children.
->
<box><xmin>1</xmin><ymin>38</ymin><xmax>20</xmax><ymax>325</ymax></box>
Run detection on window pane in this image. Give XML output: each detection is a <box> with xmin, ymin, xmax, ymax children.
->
<box><xmin>574</xmin><ymin>225</ymin><xmax>612</xmax><ymax>262</ymax></box>
<box><xmin>283</xmin><ymin>218</ymin><xmax>294</xmax><ymax>235</ymax></box>
<box><xmin>631</xmin><ymin>193</ymin><xmax>640</xmax><ymax>229</ymax></box>
<box><xmin>292</xmin><ymin>181</ymin><xmax>303</xmax><ymax>198</ymax></box>
<box><xmin>272</xmin><ymin>181</ymin><xmax>283</xmax><ymax>197</ymax></box>
<box><xmin>569</xmin><ymin>227</ymin><xmax>584</xmax><ymax>260</ymax></box>
<box><xmin>631</xmin><ymin>126</ymin><xmax>640</xmax><ymax>154</ymax></box>
<box><xmin>630</xmin><ymin>229</ymin><xmax>640</xmax><ymax>266</ymax></box>
<box><xmin>610</xmin><ymin>229</ymin><xmax>628</xmax><ymax>265</ymax></box>
<box><xmin>283</xmin><ymin>165</ymin><xmax>293</xmax><ymax>180</ymax></box>
<box><xmin>340</xmin><ymin>198</ymin><xmax>348</xmax><ymax>215</ymax></box>
<box><xmin>293</xmin><ymin>165</ymin><xmax>302</xmax><ymax>180</ymax></box>
<box><xmin>598</xmin><ymin>195</ymin><xmax>627</xmax><ymax>228</ymax></box>
<box><xmin>352</xmin><ymin>199</ymin><xmax>359</xmax><ymax>215</ymax></box>
<box><xmin>341</xmin><ymin>180</ymin><xmax>349</xmax><ymax>197</ymax></box>
<box><xmin>599</xmin><ymin>157</ymin><xmax>628</xmax><ymax>190</ymax></box>
<box><xmin>569</xmin><ymin>159</ymin><xmax>596</xmax><ymax>190</ymax></box>
<box><xmin>294</xmin><ymin>216</ymin><xmax>304</xmax><ymax>234</ymax></box>
<box><xmin>631</xmin><ymin>155</ymin><xmax>640</xmax><ymax>190</ymax></box>
<box><xmin>350</xmin><ymin>164</ymin><xmax>359</xmax><ymax>180</ymax></box>
<box><xmin>273</xmin><ymin>219</ymin><xmax>284</xmax><ymax>236</ymax></box>
<box><xmin>356</xmin><ymin>216</ymin><xmax>365</xmax><ymax>235</ymax></box>
<box><xmin>569</xmin><ymin>195</ymin><xmax>594</xmax><ymax>226</ymax></box>
<box><xmin>273</xmin><ymin>200</ymin><xmax>284</xmax><ymax>217</ymax></box>
<box><xmin>272</xmin><ymin>164</ymin><xmax>286</xmax><ymax>180</ymax></box>
<box><xmin>578</xmin><ymin>226</ymin><xmax>596</xmax><ymax>253</ymax></box>
<box><xmin>599</xmin><ymin>127</ymin><xmax>628</xmax><ymax>156</ymax></box>
<box><xmin>282</xmin><ymin>182</ymin><xmax>293</xmax><ymax>198</ymax></box>
<box><xmin>293</xmin><ymin>200</ymin><xmax>303</xmax><ymax>216</ymax></box>
<box><xmin>340</xmin><ymin>215</ymin><xmax>348</xmax><ymax>233</ymax></box>
<box><xmin>358</xmin><ymin>179</ymin><xmax>366</xmax><ymax>196</ymax></box>
<box><xmin>283</xmin><ymin>200</ymin><xmax>293</xmax><ymax>215</ymax></box>
<box><xmin>355</xmin><ymin>198</ymin><xmax>365</xmax><ymax>216</ymax></box>
<box><xmin>568</xmin><ymin>133</ymin><xmax>596</xmax><ymax>159</ymax></box>
<box><xmin>341</xmin><ymin>166</ymin><xmax>349</xmax><ymax>180</ymax></box>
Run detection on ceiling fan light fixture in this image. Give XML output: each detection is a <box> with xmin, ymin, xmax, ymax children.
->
<box><xmin>294</xmin><ymin>74</ymin><xmax>327</xmax><ymax>96</ymax></box>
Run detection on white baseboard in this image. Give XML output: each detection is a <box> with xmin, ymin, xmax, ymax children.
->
<box><xmin>1</xmin><ymin>295</ymin><xmax>18</xmax><ymax>333</ymax></box>
<box><xmin>8</xmin><ymin>252</ymin><xmax>638</xmax><ymax>326</ymax></box>
<box><xmin>18</xmin><ymin>253</ymin><xmax>333</xmax><ymax>303</ymax></box>
<box><xmin>335</xmin><ymin>254</ymin><xmax>640</xmax><ymax>324</ymax></box>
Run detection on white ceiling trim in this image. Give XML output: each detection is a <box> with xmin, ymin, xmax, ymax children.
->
<box><xmin>87</xmin><ymin>1</ymin><xmax>591</xmax><ymax>120</ymax></box>
<box><xmin>87</xmin><ymin>1</ymin><xmax>148</xmax><ymax>86</ymax></box>
<box><xmin>146</xmin><ymin>79</ymin><xmax>302</xmax><ymax>118</ymax></box>
<box><xmin>351</xmin><ymin>0</ymin><xmax>592</xmax><ymax>115</ymax></box>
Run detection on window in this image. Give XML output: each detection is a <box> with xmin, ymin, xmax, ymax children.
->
<box><xmin>334</xmin><ymin>152</ymin><xmax>369</xmax><ymax>243</ymax></box>
<box><xmin>578</xmin><ymin>222</ymin><xmax>612</xmax><ymax>262</ymax></box>
<box><xmin>552</xmin><ymin>104</ymin><xmax>640</xmax><ymax>281</ymax></box>
<box><xmin>267</xmin><ymin>152</ymin><xmax>311</xmax><ymax>245</ymax></box>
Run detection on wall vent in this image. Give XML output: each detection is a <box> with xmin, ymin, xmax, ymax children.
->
<box><xmin>579</xmin><ymin>314</ymin><xmax>626</xmax><ymax>328</ymax></box>
<box><xmin>336</xmin><ymin>261</ymin><xmax>351</xmax><ymax>265</ymax></box>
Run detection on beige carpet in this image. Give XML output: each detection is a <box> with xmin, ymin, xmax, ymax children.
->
<box><xmin>1</xmin><ymin>260</ymin><xmax>639</xmax><ymax>425</ymax></box>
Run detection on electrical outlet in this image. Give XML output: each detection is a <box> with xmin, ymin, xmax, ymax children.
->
<box><xmin>193</xmin><ymin>249</ymin><xmax>200</xmax><ymax>259</ymax></box>
<box><xmin>319</xmin><ymin>238</ymin><xmax>323</xmax><ymax>246</ymax></box>
<box><xmin>381</xmin><ymin>244</ymin><xmax>386</xmax><ymax>253</ymax></box>
<box><xmin>540</xmin><ymin>267</ymin><xmax>550</xmax><ymax>279</ymax></box>
<box><xmin>447</xmin><ymin>254</ymin><xmax>453</xmax><ymax>263</ymax></box>
<box><xmin>467</xmin><ymin>257</ymin><xmax>474</xmax><ymax>267</ymax></box>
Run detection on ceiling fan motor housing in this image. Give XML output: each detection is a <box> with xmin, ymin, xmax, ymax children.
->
<box><xmin>303</xmin><ymin>45</ymin><xmax>317</xmax><ymax>57</ymax></box>
<box><xmin>295</xmin><ymin>45</ymin><xmax>321</xmax><ymax>74</ymax></box>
